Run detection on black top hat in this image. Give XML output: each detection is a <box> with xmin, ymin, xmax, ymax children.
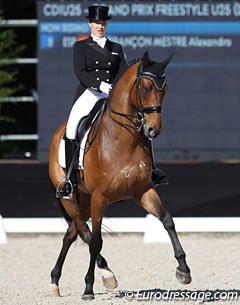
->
<box><xmin>86</xmin><ymin>6</ymin><xmax>112</xmax><ymax>21</ymax></box>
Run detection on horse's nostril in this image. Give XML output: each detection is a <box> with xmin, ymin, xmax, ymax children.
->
<box><xmin>148</xmin><ymin>127</ymin><xmax>156</xmax><ymax>139</ymax></box>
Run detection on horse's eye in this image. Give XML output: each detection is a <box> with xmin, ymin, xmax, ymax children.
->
<box><xmin>142</xmin><ymin>86</ymin><xmax>151</xmax><ymax>94</ymax></box>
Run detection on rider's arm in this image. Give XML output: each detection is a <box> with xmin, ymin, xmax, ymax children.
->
<box><xmin>73</xmin><ymin>40</ymin><xmax>101</xmax><ymax>92</ymax></box>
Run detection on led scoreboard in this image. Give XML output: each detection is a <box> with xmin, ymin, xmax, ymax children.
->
<box><xmin>37</xmin><ymin>1</ymin><xmax>240</xmax><ymax>161</ymax></box>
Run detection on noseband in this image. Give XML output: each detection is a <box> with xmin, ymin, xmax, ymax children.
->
<box><xmin>108</xmin><ymin>61</ymin><xmax>166</xmax><ymax>132</ymax></box>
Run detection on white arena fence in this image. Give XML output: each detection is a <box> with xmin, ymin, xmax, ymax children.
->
<box><xmin>1</xmin><ymin>216</ymin><xmax>240</xmax><ymax>244</ymax></box>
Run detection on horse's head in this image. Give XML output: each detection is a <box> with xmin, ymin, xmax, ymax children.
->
<box><xmin>136</xmin><ymin>51</ymin><xmax>173</xmax><ymax>140</ymax></box>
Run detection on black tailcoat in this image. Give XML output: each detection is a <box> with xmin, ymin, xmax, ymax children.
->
<box><xmin>73</xmin><ymin>36</ymin><xmax>126</xmax><ymax>102</ymax></box>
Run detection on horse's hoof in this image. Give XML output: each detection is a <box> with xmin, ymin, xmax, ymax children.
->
<box><xmin>48</xmin><ymin>283</ymin><xmax>60</xmax><ymax>296</ymax></box>
<box><xmin>176</xmin><ymin>268</ymin><xmax>192</xmax><ymax>284</ymax></box>
<box><xmin>81</xmin><ymin>293</ymin><xmax>95</xmax><ymax>300</ymax></box>
<box><xmin>102</xmin><ymin>275</ymin><xmax>118</xmax><ymax>289</ymax></box>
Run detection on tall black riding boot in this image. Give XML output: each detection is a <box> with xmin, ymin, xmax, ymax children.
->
<box><xmin>152</xmin><ymin>167</ymin><xmax>169</xmax><ymax>187</ymax></box>
<box><xmin>56</xmin><ymin>138</ymin><xmax>78</xmax><ymax>199</ymax></box>
<box><xmin>150</xmin><ymin>141</ymin><xmax>169</xmax><ymax>187</ymax></box>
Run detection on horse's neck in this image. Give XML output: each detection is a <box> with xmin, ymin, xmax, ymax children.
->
<box><xmin>110</xmin><ymin>63</ymin><xmax>138</xmax><ymax>123</ymax></box>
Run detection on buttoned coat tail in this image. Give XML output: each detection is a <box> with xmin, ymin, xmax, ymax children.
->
<box><xmin>73</xmin><ymin>36</ymin><xmax>126</xmax><ymax>102</ymax></box>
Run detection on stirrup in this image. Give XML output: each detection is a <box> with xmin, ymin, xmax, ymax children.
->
<box><xmin>56</xmin><ymin>179</ymin><xmax>73</xmax><ymax>200</ymax></box>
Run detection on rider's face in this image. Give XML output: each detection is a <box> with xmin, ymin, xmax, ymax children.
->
<box><xmin>89</xmin><ymin>20</ymin><xmax>108</xmax><ymax>38</ymax></box>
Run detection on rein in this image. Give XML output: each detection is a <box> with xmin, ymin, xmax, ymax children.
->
<box><xmin>108</xmin><ymin>61</ymin><xmax>165</xmax><ymax>132</ymax></box>
<box><xmin>108</xmin><ymin>101</ymin><xmax>144</xmax><ymax>131</ymax></box>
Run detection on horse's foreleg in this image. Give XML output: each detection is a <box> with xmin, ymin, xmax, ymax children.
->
<box><xmin>97</xmin><ymin>253</ymin><xmax>118</xmax><ymax>290</ymax></box>
<box><xmin>139</xmin><ymin>188</ymin><xmax>191</xmax><ymax>284</ymax></box>
<box><xmin>67</xmin><ymin>192</ymin><xmax>117</xmax><ymax>291</ymax></box>
<box><xmin>48</xmin><ymin>221</ymin><xmax>77</xmax><ymax>296</ymax></box>
<box><xmin>82</xmin><ymin>197</ymin><xmax>105</xmax><ymax>300</ymax></box>
<box><xmin>78</xmin><ymin>222</ymin><xmax>118</xmax><ymax>290</ymax></box>
<box><xmin>54</xmin><ymin>193</ymin><xmax>116</xmax><ymax>297</ymax></box>
<box><xmin>74</xmin><ymin>218</ymin><xmax>118</xmax><ymax>290</ymax></box>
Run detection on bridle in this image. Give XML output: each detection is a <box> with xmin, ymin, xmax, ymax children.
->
<box><xmin>108</xmin><ymin>61</ymin><xmax>166</xmax><ymax>132</ymax></box>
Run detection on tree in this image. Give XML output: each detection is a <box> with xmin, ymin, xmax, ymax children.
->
<box><xmin>0</xmin><ymin>10</ymin><xmax>24</xmax><ymax>122</ymax></box>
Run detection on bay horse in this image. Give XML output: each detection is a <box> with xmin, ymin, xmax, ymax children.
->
<box><xmin>48</xmin><ymin>51</ymin><xmax>191</xmax><ymax>300</ymax></box>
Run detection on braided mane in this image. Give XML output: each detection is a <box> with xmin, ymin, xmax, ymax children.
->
<box><xmin>112</xmin><ymin>57</ymin><xmax>141</xmax><ymax>87</ymax></box>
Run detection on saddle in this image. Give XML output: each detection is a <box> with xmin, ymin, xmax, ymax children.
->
<box><xmin>76</xmin><ymin>98</ymin><xmax>107</xmax><ymax>145</ymax></box>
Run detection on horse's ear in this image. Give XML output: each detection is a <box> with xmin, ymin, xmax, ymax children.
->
<box><xmin>142</xmin><ymin>51</ymin><xmax>150</xmax><ymax>68</ymax></box>
<box><xmin>161</xmin><ymin>53</ymin><xmax>174</xmax><ymax>69</ymax></box>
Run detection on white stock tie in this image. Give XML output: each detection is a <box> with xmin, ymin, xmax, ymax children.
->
<box><xmin>92</xmin><ymin>36</ymin><xmax>107</xmax><ymax>48</ymax></box>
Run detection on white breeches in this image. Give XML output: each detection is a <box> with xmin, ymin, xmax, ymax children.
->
<box><xmin>66</xmin><ymin>88</ymin><xmax>108</xmax><ymax>140</ymax></box>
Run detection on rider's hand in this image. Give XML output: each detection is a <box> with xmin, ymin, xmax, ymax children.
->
<box><xmin>100</xmin><ymin>81</ymin><xmax>112</xmax><ymax>94</ymax></box>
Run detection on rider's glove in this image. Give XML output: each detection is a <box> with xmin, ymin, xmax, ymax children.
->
<box><xmin>100</xmin><ymin>81</ymin><xmax>112</xmax><ymax>94</ymax></box>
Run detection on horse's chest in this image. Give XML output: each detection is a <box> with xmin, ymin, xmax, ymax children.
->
<box><xmin>119</xmin><ymin>162</ymin><xmax>151</xmax><ymax>188</ymax></box>
<box><xmin>107</xmin><ymin>163</ymin><xmax>150</xmax><ymax>200</ymax></box>
<box><xmin>127</xmin><ymin>161</ymin><xmax>150</xmax><ymax>177</ymax></box>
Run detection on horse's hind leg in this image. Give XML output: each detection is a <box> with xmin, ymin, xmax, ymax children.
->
<box><xmin>48</xmin><ymin>221</ymin><xmax>77</xmax><ymax>296</ymax></box>
<box><xmin>138</xmin><ymin>188</ymin><xmax>191</xmax><ymax>284</ymax></box>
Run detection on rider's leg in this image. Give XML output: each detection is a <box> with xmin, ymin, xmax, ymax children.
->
<box><xmin>56</xmin><ymin>90</ymin><xmax>107</xmax><ymax>199</ymax></box>
<box><xmin>56</xmin><ymin>138</ymin><xmax>78</xmax><ymax>199</ymax></box>
<box><xmin>56</xmin><ymin>95</ymin><xmax>87</xmax><ymax>199</ymax></box>
<box><xmin>152</xmin><ymin>167</ymin><xmax>169</xmax><ymax>187</ymax></box>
